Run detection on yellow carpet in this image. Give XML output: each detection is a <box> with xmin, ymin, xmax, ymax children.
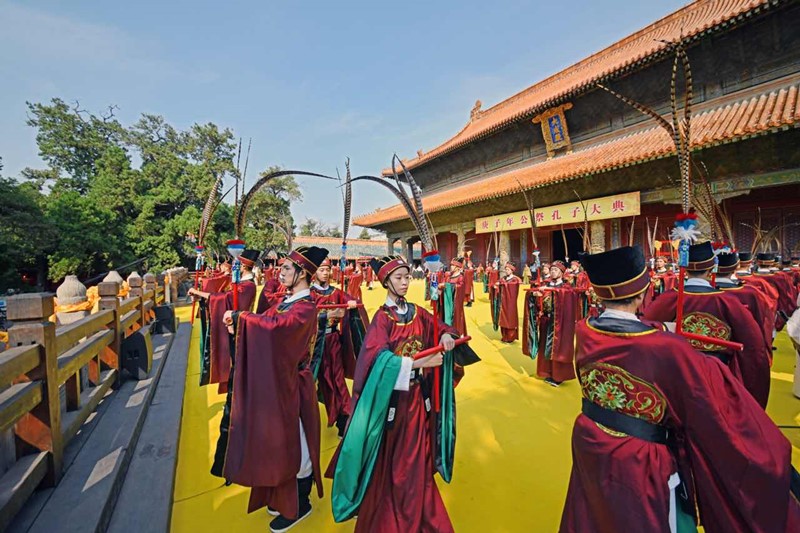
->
<box><xmin>171</xmin><ymin>281</ymin><xmax>800</xmax><ymax>532</ymax></box>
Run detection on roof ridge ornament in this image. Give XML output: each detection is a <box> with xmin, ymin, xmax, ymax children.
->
<box><xmin>470</xmin><ymin>100</ymin><xmax>483</xmax><ymax>122</ymax></box>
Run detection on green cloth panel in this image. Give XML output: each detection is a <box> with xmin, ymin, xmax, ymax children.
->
<box><xmin>435</xmin><ymin>348</ymin><xmax>456</xmax><ymax>483</ymax></box>
<box><xmin>443</xmin><ymin>283</ymin><xmax>455</xmax><ymax>326</ymax></box>
<box><xmin>332</xmin><ymin>350</ymin><xmax>402</xmax><ymax>522</ymax></box>
<box><xmin>198</xmin><ymin>299</ymin><xmax>211</xmax><ymax>386</ymax></box>
<box><xmin>526</xmin><ymin>303</ymin><xmax>539</xmax><ymax>359</ymax></box>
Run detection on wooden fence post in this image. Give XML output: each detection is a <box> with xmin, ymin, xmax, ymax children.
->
<box><xmin>7</xmin><ymin>293</ymin><xmax>63</xmax><ymax>486</ymax></box>
<box><xmin>98</xmin><ymin>281</ymin><xmax>121</xmax><ymax>388</ymax></box>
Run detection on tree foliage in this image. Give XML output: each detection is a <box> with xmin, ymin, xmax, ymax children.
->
<box><xmin>0</xmin><ymin>98</ymin><xmax>301</xmax><ymax>291</ymax></box>
<box><xmin>299</xmin><ymin>218</ymin><xmax>342</xmax><ymax>238</ymax></box>
<box><xmin>358</xmin><ymin>228</ymin><xmax>372</xmax><ymax>240</ymax></box>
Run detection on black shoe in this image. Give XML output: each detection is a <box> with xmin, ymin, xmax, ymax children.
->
<box><xmin>269</xmin><ymin>507</ymin><xmax>311</xmax><ymax>532</ymax></box>
<box><xmin>267</xmin><ymin>507</ymin><xmax>280</xmax><ymax>517</ymax></box>
<box><xmin>224</xmin><ymin>479</ymin><xmax>232</xmax><ymax>486</ymax></box>
<box><xmin>466</xmin><ymin>302</ymin><xmax>472</xmax><ymax>307</ymax></box>
<box><xmin>269</xmin><ymin>476</ymin><xmax>313</xmax><ymax>532</ymax></box>
<box><xmin>544</xmin><ymin>377</ymin><xmax>562</xmax><ymax>388</ymax></box>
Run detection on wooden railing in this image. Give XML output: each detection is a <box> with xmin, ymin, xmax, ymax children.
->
<box><xmin>0</xmin><ymin>275</ymin><xmax>168</xmax><ymax>531</ymax></box>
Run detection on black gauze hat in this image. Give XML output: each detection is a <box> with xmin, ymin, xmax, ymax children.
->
<box><xmin>716</xmin><ymin>252</ymin><xmax>739</xmax><ymax>275</ymax></box>
<box><xmin>287</xmin><ymin>246</ymin><xmax>329</xmax><ymax>275</ymax></box>
<box><xmin>687</xmin><ymin>241</ymin><xmax>715</xmax><ymax>271</ymax></box>
<box><xmin>580</xmin><ymin>245</ymin><xmax>650</xmax><ymax>301</ymax></box>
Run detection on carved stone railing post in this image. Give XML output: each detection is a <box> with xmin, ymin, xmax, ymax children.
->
<box><xmin>98</xmin><ymin>281</ymin><xmax>121</xmax><ymax>387</ymax></box>
<box><xmin>7</xmin><ymin>293</ymin><xmax>63</xmax><ymax>485</ymax></box>
<box><xmin>127</xmin><ymin>271</ymin><xmax>145</xmax><ymax>328</ymax></box>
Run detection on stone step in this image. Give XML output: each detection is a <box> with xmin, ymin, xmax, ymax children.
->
<box><xmin>107</xmin><ymin>320</ymin><xmax>191</xmax><ymax>533</ymax></box>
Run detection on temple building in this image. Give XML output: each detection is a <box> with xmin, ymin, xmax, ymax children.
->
<box><xmin>354</xmin><ymin>0</ymin><xmax>800</xmax><ymax>265</ymax></box>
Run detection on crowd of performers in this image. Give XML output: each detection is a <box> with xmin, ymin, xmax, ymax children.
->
<box><xmin>187</xmin><ymin>241</ymin><xmax>800</xmax><ymax>532</ymax></box>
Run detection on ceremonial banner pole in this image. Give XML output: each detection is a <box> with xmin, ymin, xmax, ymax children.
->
<box><xmin>190</xmin><ymin>245</ymin><xmax>204</xmax><ymax>325</ymax></box>
<box><xmin>226</xmin><ymin>239</ymin><xmax>245</xmax><ymax>310</ymax></box>
<box><xmin>423</xmin><ymin>249</ymin><xmax>444</xmax><ymax>413</ymax></box>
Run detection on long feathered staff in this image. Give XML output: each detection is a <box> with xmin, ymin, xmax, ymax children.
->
<box><xmin>598</xmin><ymin>41</ymin><xmax>741</xmax><ymax>351</ymax></box>
<box><xmin>191</xmin><ymin>171</ymin><xmax>226</xmax><ymax>324</ymax></box>
<box><xmin>339</xmin><ymin>159</ymin><xmax>352</xmax><ymax>287</ymax></box>
<box><xmin>231</xmin><ymin>168</ymin><xmax>336</xmax><ymax>308</ymax></box>
<box><xmin>348</xmin><ymin>155</ymin><xmax>445</xmax><ymax>411</ymax></box>
<box><xmin>516</xmin><ymin>178</ymin><xmax>541</xmax><ymax>279</ymax></box>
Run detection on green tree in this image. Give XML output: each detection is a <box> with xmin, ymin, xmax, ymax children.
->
<box><xmin>0</xmin><ymin>158</ymin><xmax>55</xmax><ymax>289</ymax></box>
<box><xmin>358</xmin><ymin>228</ymin><xmax>372</xmax><ymax>240</ymax></box>
<box><xmin>26</xmin><ymin>98</ymin><xmax>123</xmax><ymax>193</ymax></box>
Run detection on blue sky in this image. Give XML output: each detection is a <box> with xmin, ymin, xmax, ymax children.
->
<box><xmin>0</xmin><ymin>0</ymin><xmax>687</xmax><ymax>235</ymax></box>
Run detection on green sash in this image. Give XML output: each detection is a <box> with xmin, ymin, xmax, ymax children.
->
<box><xmin>198</xmin><ymin>299</ymin><xmax>211</xmax><ymax>386</ymax></box>
<box><xmin>332</xmin><ymin>350</ymin><xmax>401</xmax><ymax>522</ymax></box>
<box><xmin>443</xmin><ymin>283</ymin><xmax>455</xmax><ymax>327</ymax></box>
<box><xmin>435</xmin><ymin>348</ymin><xmax>456</xmax><ymax>482</ymax></box>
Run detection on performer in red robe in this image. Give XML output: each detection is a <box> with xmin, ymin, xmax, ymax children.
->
<box><xmin>463</xmin><ymin>256</ymin><xmax>475</xmax><ymax>307</ymax></box>
<box><xmin>189</xmin><ymin>249</ymin><xmax>258</xmax><ymax>393</ymax></box>
<box><xmin>640</xmin><ymin>256</ymin><xmax>677</xmax><ymax>314</ymax></box>
<box><xmin>715</xmin><ymin>251</ymin><xmax>774</xmax><ymax>354</ymax></box>
<box><xmin>346</xmin><ymin>266</ymin><xmax>363</xmax><ymax>301</ymax></box>
<box><xmin>527</xmin><ymin>261</ymin><xmax>579</xmax><ymax>386</ymax></box>
<box><xmin>755</xmin><ymin>252</ymin><xmax>799</xmax><ymax>331</ymax></box>
<box><xmin>328</xmin><ymin>255</ymin><xmax>476</xmax><ymax>533</ymax></box>
<box><xmin>363</xmin><ymin>260</ymin><xmax>375</xmax><ymax>290</ymax></box>
<box><xmin>561</xmin><ymin>244</ymin><xmax>800</xmax><ymax>533</ymax></box>
<box><xmin>310</xmin><ymin>257</ymin><xmax>369</xmax><ymax>437</ymax></box>
<box><xmin>219</xmin><ymin>246</ymin><xmax>329</xmax><ymax>532</ymax></box>
<box><xmin>492</xmin><ymin>263</ymin><xmax>521</xmax><ymax>343</ymax></box>
<box><xmin>256</xmin><ymin>254</ymin><xmax>288</xmax><ymax>313</ymax></box>
<box><xmin>643</xmin><ymin>242</ymin><xmax>772</xmax><ymax>408</ymax></box>
<box><xmin>440</xmin><ymin>257</ymin><xmax>469</xmax><ymax>337</ymax></box>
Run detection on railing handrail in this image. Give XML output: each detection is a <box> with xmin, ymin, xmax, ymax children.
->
<box><xmin>0</xmin><ymin>271</ymin><xmax>174</xmax><ymax>528</ymax></box>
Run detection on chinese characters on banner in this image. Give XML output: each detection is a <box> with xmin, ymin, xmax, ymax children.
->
<box><xmin>474</xmin><ymin>191</ymin><xmax>640</xmax><ymax>234</ymax></box>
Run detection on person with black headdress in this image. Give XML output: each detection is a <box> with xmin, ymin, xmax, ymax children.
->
<box><xmin>256</xmin><ymin>253</ymin><xmax>289</xmax><ymax>313</ymax></box>
<box><xmin>643</xmin><ymin>241</ymin><xmax>771</xmax><ymax>407</ymax></box>
<box><xmin>328</xmin><ymin>255</ymin><xmax>479</xmax><ymax>533</ymax></box>
<box><xmin>561</xmin><ymin>245</ymin><xmax>800</xmax><ymax>533</ymax></box>
<box><xmin>715</xmin><ymin>251</ymin><xmax>774</xmax><ymax>354</ymax></box>
<box><xmin>217</xmin><ymin>246</ymin><xmax>328</xmax><ymax>532</ymax></box>
<box><xmin>310</xmin><ymin>256</ymin><xmax>369</xmax><ymax>438</ymax></box>
<box><xmin>754</xmin><ymin>252</ymin><xmax>799</xmax><ymax>331</ymax></box>
<box><xmin>189</xmin><ymin>248</ymin><xmax>259</xmax><ymax>392</ymax></box>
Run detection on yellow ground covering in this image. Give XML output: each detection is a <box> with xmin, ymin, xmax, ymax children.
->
<box><xmin>171</xmin><ymin>281</ymin><xmax>800</xmax><ymax>532</ymax></box>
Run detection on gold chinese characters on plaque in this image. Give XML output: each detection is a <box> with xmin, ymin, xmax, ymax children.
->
<box><xmin>475</xmin><ymin>191</ymin><xmax>640</xmax><ymax>234</ymax></box>
<box><xmin>532</xmin><ymin>103</ymin><xmax>573</xmax><ymax>158</ymax></box>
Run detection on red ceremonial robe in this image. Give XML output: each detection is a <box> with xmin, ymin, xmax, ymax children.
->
<box><xmin>328</xmin><ymin>303</ymin><xmax>461</xmax><ymax>533</ymax></box>
<box><xmin>534</xmin><ymin>282</ymin><xmax>579</xmax><ymax>382</ymax></box>
<box><xmin>256</xmin><ymin>277</ymin><xmax>286</xmax><ymax>314</ymax></box>
<box><xmin>642</xmin><ymin>284</ymin><xmax>771</xmax><ymax>408</ymax></box>
<box><xmin>346</xmin><ymin>272</ymin><xmax>363</xmax><ymax>301</ymax></box>
<box><xmin>223</xmin><ymin>295</ymin><xmax>323</xmax><ymax>519</ymax></box>
<box><xmin>463</xmin><ymin>269</ymin><xmax>475</xmax><ymax>304</ymax></box>
<box><xmin>755</xmin><ymin>272</ymin><xmax>798</xmax><ymax>331</ymax></box>
<box><xmin>487</xmin><ymin>267</ymin><xmax>499</xmax><ymax>288</ymax></box>
<box><xmin>640</xmin><ymin>270</ymin><xmax>677</xmax><ymax>314</ymax></box>
<box><xmin>202</xmin><ymin>273</ymin><xmax>229</xmax><ymax>293</ymax></box>
<box><xmin>716</xmin><ymin>280</ymin><xmax>774</xmax><ymax>354</ymax></box>
<box><xmin>208</xmin><ymin>279</ymin><xmax>257</xmax><ymax>394</ymax></box>
<box><xmin>497</xmin><ymin>275</ymin><xmax>521</xmax><ymax>342</ymax></box>
<box><xmin>310</xmin><ymin>285</ymin><xmax>363</xmax><ymax>425</ymax></box>
<box><xmin>446</xmin><ymin>273</ymin><xmax>469</xmax><ymax>337</ymax></box>
<box><xmin>561</xmin><ymin>315</ymin><xmax>800</xmax><ymax>533</ymax></box>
